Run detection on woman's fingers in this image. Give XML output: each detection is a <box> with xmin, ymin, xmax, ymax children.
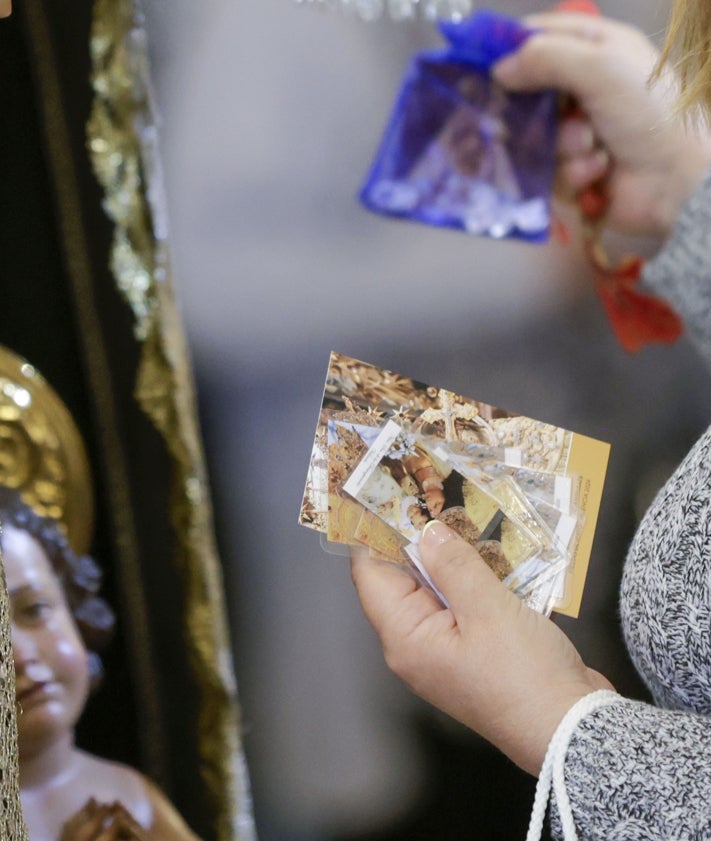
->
<box><xmin>350</xmin><ymin>546</ymin><xmax>418</xmax><ymax>621</ymax></box>
<box><xmin>493</xmin><ymin>29</ymin><xmax>613</xmax><ymax>95</ymax></box>
<box><xmin>351</xmin><ymin>521</ymin><xmax>616</xmax><ymax>774</ymax></box>
<box><xmin>554</xmin><ymin>116</ymin><xmax>611</xmax><ymax>196</ymax></box>
<box><xmin>350</xmin><ymin>545</ymin><xmax>451</xmax><ymax>657</ymax></box>
<box><xmin>557</xmin><ymin>148</ymin><xmax>610</xmax><ymax>196</ymax></box>
<box><xmin>490</xmin><ymin>10</ymin><xmax>711</xmax><ymax>238</ymax></box>
<box><xmin>557</xmin><ymin>116</ymin><xmax>595</xmax><ymax>157</ymax></box>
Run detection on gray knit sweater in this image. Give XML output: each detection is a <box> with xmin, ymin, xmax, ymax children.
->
<box><xmin>554</xmin><ymin>173</ymin><xmax>711</xmax><ymax>838</ymax></box>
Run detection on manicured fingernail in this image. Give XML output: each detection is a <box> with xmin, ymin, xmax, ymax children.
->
<box><xmin>421</xmin><ymin>520</ymin><xmax>456</xmax><ymax>546</ymax></box>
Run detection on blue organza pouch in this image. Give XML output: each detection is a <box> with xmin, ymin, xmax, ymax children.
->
<box><xmin>359</xmin><ymin>10</ymin><xmax>558</xmax><ymax>242</ymax></box>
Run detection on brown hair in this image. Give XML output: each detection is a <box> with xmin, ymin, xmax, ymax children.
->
<box><xmin>657</xmin><ymin>0</ymin><xmax>711</xmax><ymax>118</ymax></box>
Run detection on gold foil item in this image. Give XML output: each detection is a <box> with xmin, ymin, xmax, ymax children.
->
<box><xmin>87</xmin><ymin>2</ymin><xmax>255</xmax><ymax>839</ymax></box>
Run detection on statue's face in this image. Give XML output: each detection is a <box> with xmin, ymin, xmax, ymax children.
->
<box><xmin>0</xmin><ymin>2</ymin><xmax>11</xmax><ymax>19</ymax></box>
<box><xmin>4</xmin><ymin>524</ymin><xmax>90</xmax><ymax>758</ymax></box>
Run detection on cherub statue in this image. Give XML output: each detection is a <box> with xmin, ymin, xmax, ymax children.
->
<box><xmin>0</xmin><ymin>488</ymin><xmax>200</xmax><ymax>841</ymax></box>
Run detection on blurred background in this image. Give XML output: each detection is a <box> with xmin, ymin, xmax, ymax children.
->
<box><xmin>139</xmin><ymin>1</ymin><xmax>711</xmax><ymax>838</ymax></box>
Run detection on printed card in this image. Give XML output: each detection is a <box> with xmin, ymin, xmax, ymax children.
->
<box><xmin>299</xmin><ymin>351</ymin><xmax>610</xmax><ymax>617</ymax></box>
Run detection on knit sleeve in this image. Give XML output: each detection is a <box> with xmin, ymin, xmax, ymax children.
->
<box><xmin>642</xmin><ymin>168</ymin><xmax>711</xmax><ymax>367</ymax></box>
<box><xmin>547</xmin><ymin>424</ymin><xmax>711</xmax><ymax>839</ymax></box>
<box><xmin>550</xmin><ymin>699</ymin><xmax>711</xmax><ymax>839</ymax></box>
<box><xmin>546</xmin><ymin>175</ymin><xmax>711</xmax><ymax>839</ymax></box>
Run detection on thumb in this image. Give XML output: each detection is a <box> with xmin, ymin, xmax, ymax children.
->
<box><xmin>418</xmin><ymin>521</ymin><xmax>514</xmax><ymax>620</ymax></box>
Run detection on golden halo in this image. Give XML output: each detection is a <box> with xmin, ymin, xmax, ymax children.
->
<box><xmin>0</xmin><ymin>345</ymin><xmax>94</xmax><ymax>553</ymax></box>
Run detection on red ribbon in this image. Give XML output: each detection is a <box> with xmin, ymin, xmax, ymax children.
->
<box><xmin>574</xmin><ymin>176</ymin><xmax>683</xmax><ymax>354</ymax></box>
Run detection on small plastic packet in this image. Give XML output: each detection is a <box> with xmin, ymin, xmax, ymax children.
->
<box><xmin>359</xmin><ymin>9</ymin><xmax>558</xmax><ymax>241</ymax></box>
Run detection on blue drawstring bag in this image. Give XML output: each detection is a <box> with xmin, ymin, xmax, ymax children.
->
<box><xmin>359</xmin><ymin>10</ymin><xmax>558</xmax><ymax>242</ymax></box>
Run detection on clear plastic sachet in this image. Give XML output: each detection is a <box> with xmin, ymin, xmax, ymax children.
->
<box><xmin>359</xmin><ymin>10</ymin><xmax>558</xmax><ymax>242</ymax></box>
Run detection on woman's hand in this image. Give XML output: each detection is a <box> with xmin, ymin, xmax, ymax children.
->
<box><xmin>350</xmin><ymin>521</ymin><xmax>613</xmax><ymax>776</ymax></box>
<box><xmin>60</xmin><ymin>799</ymin><xmax>149</xmax><ymax>841</ymax></box>
<box><xmin>492</xmin><ymin>12</ymin><xmax>711</xmax><ymax>240</ymax></box>
<box><xmin>0</xmin><ymin>1</ymin><xmax>11</xmax><ymax>18</ymax></box>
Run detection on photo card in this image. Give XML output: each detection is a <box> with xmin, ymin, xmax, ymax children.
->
<box><xmin>299</xmin><ymin>351</ymin><xmax>610</xmax><ymax>617</ymax></box>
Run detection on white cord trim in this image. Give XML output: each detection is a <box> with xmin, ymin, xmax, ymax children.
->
<box><xmin>525</xmin><ymin>689</ymin><xmax>620</xmax><ymax>841</ymax></box>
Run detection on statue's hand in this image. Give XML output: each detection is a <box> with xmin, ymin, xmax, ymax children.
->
<box><xmin>60</xmin><ymin>798</ymin><xmax>150</xmax><ymax>841</ymax></box>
